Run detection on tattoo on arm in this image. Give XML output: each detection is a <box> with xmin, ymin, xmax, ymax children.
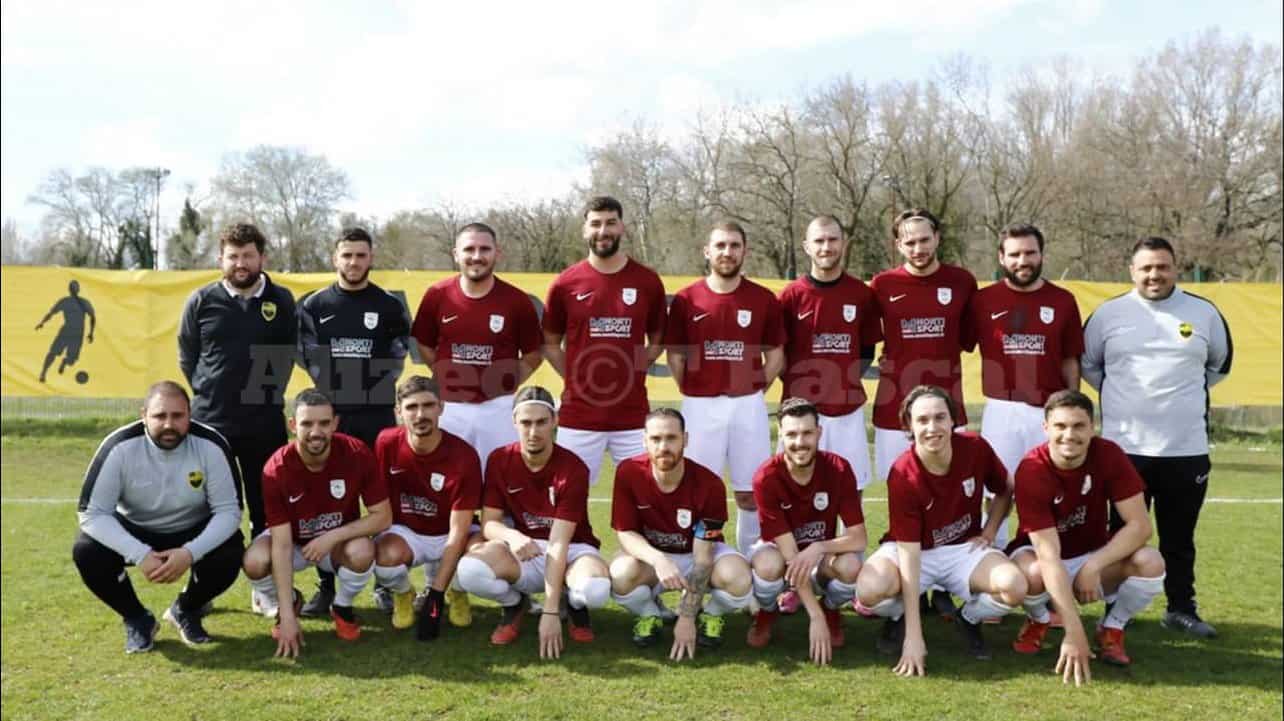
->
<box><xmin>680</xmin><ymin>560</ymin><xmax>712</xmax><ymax>618</ymax></box>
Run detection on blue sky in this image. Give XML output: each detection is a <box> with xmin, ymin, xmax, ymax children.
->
<box><xmin>2</xmin><ymin>0</ymin><xmax>1280</xmax><ymax>236</ymax></box>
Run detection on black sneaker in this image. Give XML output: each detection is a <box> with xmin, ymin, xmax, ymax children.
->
<box><xmin>696</xmin><ymin>613</ymin><xmax>725</xmax><ymax>648</ymax></box>
<box><xmin>163</xmin><ymin>600</ymin><xmax>212</xmax><ymax>645</ymax></box>
<box><xmin>1162</xmin><ymin>610</ymin><xmax>1218</xmax><ymax>639</ymax></box>
<box><xmin>957</xmin><ymin>614</ymin><xmax>992</xmax><ymax>660</ymax></box>
<box><xmin>124</xmin><ymin>611</ymin><xmax>159</xmax><ymax>654</ymax></box>
<box><xmin>930</xmin><ymin>590</ymin><xmax>957</xmax><ymax>621</ymax></box>
<box><xmin>300</xmin><ymin>585</ymin><xmax>335</xmax><ymax>618</ymax></box>
<box><xmin>373</xmin><ymin>585</ymin><xmax>394</xmax><ymax>615</ymax></box>
<box><xmin>416</xmin><ymin>589</ymin><xmax>446</xmax><ymax>642</ymax></box>
<box><xmin>876</xmin><ymin>615</ymin><xmax>905</xmax><ymax>656</ymax></box>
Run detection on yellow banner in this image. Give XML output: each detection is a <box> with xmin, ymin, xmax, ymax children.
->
<box><xmin>2</xmin><ymin>267</ymin><xmax>1278</xmax><ymax>408</ymax></box>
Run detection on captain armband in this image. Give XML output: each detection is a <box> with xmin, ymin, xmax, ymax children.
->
<box><xmin>692</xmin><ymin>518</ymin><xmax>725</xmax><ymax>542</ymax></box>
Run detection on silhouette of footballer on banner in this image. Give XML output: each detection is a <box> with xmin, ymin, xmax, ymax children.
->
<box><xmin>35</xmin><ymin>280</ymin><xmax>96</xmax><ymax>384</ymax></box>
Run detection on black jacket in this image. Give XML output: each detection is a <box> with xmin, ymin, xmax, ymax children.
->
<box><xmin>297</xmin><ymin>281</ymin><xmax>411</xmax><ymax>413</ymax></box>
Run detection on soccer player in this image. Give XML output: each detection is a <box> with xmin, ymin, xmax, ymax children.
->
<box><xmin>178</xmin><ymin>222</ymin><xmax>296</xmax><ymax>614</ymax></box>
<box><xmin>1007</xmin><ymin>390</ymin><xmax>1166</xmax><ymax>681</ymax></box>
<box><xmin>542</xmin><ymin>195</ymin><xmax>667</xmax><ymax>486</ymax></box>
<box><xmin>609</xmin><ymin>408</ymin><xmax>752</xmax><ymax>657</ymax></box>
<box><xmin>297</xmin><ymin>226</ymin><xmax>412</xmax><ymax>618</ymax></box>
<box><xmin>411</xmin><ymin>222</ymin><xmax>543</xmax><ymax>472</ymax></box>
<box><xmin>857</xmin><ymin>386</ymin><xmax>1027</xmax><ymax>675</ymax></box>
<box><xmin>454</xmin><ymin>387</ymin><xmax>611</xmax><ymax>659</ymax></box>
<box><xmin>372</xmin><ymin>376</ymin><xmax>483</xmax><ymax>640</ymax></box>
<box><xmin>1082</xmin><ymin>237</ymin><xmax>1232</xmax><ymax>639</ymax></box>
<box><xmin>665</xmin><ymin>221</ymin><xmax>785</xmax><ymax>554</ymax></box>
<box><xmin>869</xmin><ymin>209</ymin><xmax>977</xmax><ymax>483</ymax></box>
<box><xmin>241</xmin><ymin>389</ymin><xmax>391</xmax><ymax>658</ymax></box>
<box><xmin>969</xmin><ymin>223</ymin><xmax>1083</xmax><ymax>547</ymax></box>
<box><xmin>73</xmin><ymin>381</ymin><xmax>243</xmax><ymax>653</ymax></box>
<box><xmin>745</xmin><ymin>398</ymin><xmax>868</xmax><ymax>667</ymax></box>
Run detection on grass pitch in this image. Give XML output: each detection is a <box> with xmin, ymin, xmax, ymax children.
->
<box><xmin>1</xmin><ymin>425</ymin><xmax>1280</xmax><ymax>721</ymax></box>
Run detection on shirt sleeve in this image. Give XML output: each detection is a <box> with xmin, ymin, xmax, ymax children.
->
<box><xmin>835</xmin><ymin>460</ymin><xmax>865</xmax><ymax>528</ymax></box>
<box><xmin>452</xmin><ymin>447</ymin><xmax>484</xmax><ymax>512</ymax></box>
<box><xmin>609</xmin><ymin>464</ymin><xmax>640</xmax><ymax>532</ymax></box>
<box><xmin>958</xmin><ymin>275</ymin><xmax>979</xmax><ymax>352</ymax></box>
<box><xmin>860</xmin><ymin>292</ymin><xmax>884</xmax><ymax>346</ymax></box>
<box><xmin>762</xmin><ymin>293</ymin><xmax>786</xmax><ymax>348</ymax></box>
<box><xmin>177</xmin><ymin>291</ymin><xmax>202</xmax><ymax>386</ymax></box>
<box><xmin>515</xmin><ymin>290</ymin><xmax>543</xmax><ymax>354</ymax></box>
<box><xmin>356</xmin><ymin>443</ymin><xmax>389</xmax><ymax>508</ymax></box>
<box><xmin>553</xmin><ymin>463</ymin><xmax>590</xmax><ymax>525</ymax></box>
<box><xmin>979</xmin><ymin>438</ymin><xmax>1010</xmax><ymax>496</ymax></box>
<box><xmin>1205</xmin><ymin>305</ymin><xmax>1233</xmax><ymax>388</ymax></box>
<box><xmin>482</xmin><ymin>451</ymin><xmax>507</xmax><ymax>512</ymax></box>
<box><xmin>1080</xmin><ymin>309</ymin><xmax>1106</xmax><ymax>390</ymax></box>
<box><xmin>77</xmin><ymin>443</ymin><xmax>152</xmax><ymax>564</ymax></box>
<box><xmin>1013</xmin><ymin>459</ymin><xmax>1058</xmax><ymax>535</ymax></box>
<box><xmin>646</xmin><ymin>273</ymin><xmax>667</xmax><ymax>337</ymax></box>
<box><xmin>1062</xmin><ymin>296</ymin><xmax>1085</xmax><ymax>358</ymax></box>
<box><xmin>296</xmin><ymin>292</ymin><xmax>324</xmax><ymax>382</ymax></box>
<box><xmin>411</xmin><ymin>287</ymin><xmax>439</xmax><ymax>349</ymax></box>
<box><xmin>261</xmin><ymin>457</ymin><xmax>290</xmax><ymax>531</ymax></box>
<box><xmin>752</xmin><ymin>468</ymin><xmax>790</xmax><ymax>542</ymax></box>
<box><xmin>542</xmin><ymin>279</ymin><xmax>568</xmax><ymax>336</ymax></box>
<box><xmin>386</xmin><ymin>292</ymin><xmax>413</xmax><ymax>361</ymax></box>
<box><xmin>182</xmin><ymin>438</ymin><xmax>243</xmax><ymax>562</ymax></box>
<box><xmin>701</xmin><ymin>471</ymin><xmax>729</xmax><ymax>523</ymax></box>
<box><xmin>663</xmin><ymin>293</ymin><xmax>689</xmax><ymax>349</ymax></box>
<box><xmin>885</xmin><ymin>472</ymin><xmax>923</xmax><ymax>544</ymax></box>
<box><xmin>1103</xmin><ymin>442</ymin><xmax>1146</xmax><ymax>502</ymax></box>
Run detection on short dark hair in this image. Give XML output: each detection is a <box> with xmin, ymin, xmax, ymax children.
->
<box><xmin>336</xmin><ymin>227</ymin><xmax>373</xmax><ymax>249</ymax></box>
<box><xmin>292</xmin><ymin>388</ymin><xmax>334</xmax><ymax>415</ymax></box>
<box><xmin>710</xmin><ymin>221</ymin><xmax>747</xmax><ymax>245</ymax></box>
<box><xmin>513</xmin><ymin>386</ymin><xmax>556</xmax><ymax>411</ymax></box>
<box><xmin>458</xmin><ymin>222</ymin><xmax>498</xmax><ymax>242</ymax></box>
<box><xmin>1132</xmin><ymin>236</ymin><xmax>1176</xmax><ymax>260</ymax></box>
<box><xmin>892</xmin><ymin>208</ymin><xmax>940</xmax><ymax>240</ymax></box>
<box><xmin>582</xmin><ymin>195</ymin><xmax>624</xmax><ymax>220</ymax></box>
<box><xmin>899</xmin><ymin>385</ymin><xmax>958</xmax><ymax>431</ymax></box>
<box><xmin>777</xmin><ymin>397</ymin><xmax>820</xmax><ymax>425</ymax></box>
<box><xmin>1044</xmin><ymin>389</ymin><xmax>1094</xmax><ymax>420</ymax></box>
<box><xmin>999</xmin><ymin>223</ymin><xmax>1045</xmax><ymax>253</ymax></box>
<box><xmin>143</xmin><ymin>380</ymin><xmax>190</xmax><ymax>410</ymax></box>
<box><xmin>395</xmin><ymin>375</ymin><xmax>440</xmax><ymax>406</ymax></box>
<box><xmin>645</xmin><ymin>407</ymin><xmax>685</xmax><ymax>431</ymax></box>
<box><xmin>219</xmin><ymin>222</ymin><xmax>267</xmax><ymax>253</ymax></box>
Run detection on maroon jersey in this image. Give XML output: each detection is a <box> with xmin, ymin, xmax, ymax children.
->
<box><xmin>374</xmin><ymin>426</ymin><xmax>483</xmax><ymax>536</ymax></box>
<box><xmin>262</xmin><ymin>433</ymin><xmax>388</xmax><ymax>542</ymax></box>
<box><xmin>482</xmin><ymin>443</ymin><xmax>600</xmax><ymax>547</ymax></box>
<box><xmin>664</xmin><ymin>278</ymin><xmax>785</xmax><ymax>397</ymax></box>
<box><xmin>969</xmin><ymin>282</ymin><xmax>1084</xmax><ymax>406</ymax></box>
<box><xmin>1012</xmin><ymin>438</ymin><xmax>1145</xmax><ymax>559</ymax></box>
<box><xmin>869</xmin><ymin>264</ymin><xmax>977</xmax><ymax>429</ymax></box>
<box><xmin>542</xmin><ymin>259</ymin><xmax>666</xmax><ymax>430</ymax></box>
<box><xmin>611</xmin><ymin>454</ymin><xmax>729</xmax><ymax>554</ymax></box>
<box><xmin>778</xmin><ymin>274</ymin><xmax>883</xmax><ymax>416</ymax></box>
<box><xmin>882</xmin><ymin>433</ymin><xmax>1008</xmax><ymax>549</ymax></box>
<box><xmin>411</xmin><ymin>276</ymin><xmax>542</xmax><ymax>403</ymax></box>
<box><xmin>752</xmin><ymin>451</ymin><xmax>865</xmax><ymax>551</ymax></box>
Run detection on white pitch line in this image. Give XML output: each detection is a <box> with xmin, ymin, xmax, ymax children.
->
<box><xmin>5</xmin><ymin>496</ymin><xmax>1282</xmax><ymax>505</ymax></box>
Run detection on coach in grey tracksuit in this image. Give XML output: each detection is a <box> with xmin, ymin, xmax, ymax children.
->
<box><xmin>1082</xmin><ymin>237</ymin><xmax>1232</xmax><ymax>639</ymax></box>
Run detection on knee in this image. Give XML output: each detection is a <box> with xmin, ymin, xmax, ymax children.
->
<box><xmin>856</xmin><ymin>564</ymin><xmax>895</xmax><ymax>605</ymax></box>
<box><xmin>1022</xmin><ymin>559</ymin><xmax>1046</xmax><ymax>595</ymax></box>
<box><xmin>1132</xmin><ymin>547</ymin><xmax>1166</xmax><ymax>577</ymax></box>
<box><xmin>830</xmin><ymin>553</ymin><xmax>863</xmax><ymax>584</ymax></box>
<box><xmin>609</xmin><ymin>556</ymin><xmax>644</xmax><ymax>594</ymax></box>
<box><xmin>71</xmin><ymin>533</ymin><xmax>105</xmax><ymax>570</ymax></box>
<box><xmin>374</xmin><ymin>538</ymin><xmax>406</xmax><ymax>568</ymax></box>
<box><xmin>713</xmin><ymin>559</ymin><xmax>753</xmax><ymax>597</ymax></box>
<box><xmin>994</xmin><ymin>563</ymin><xmax>1028</xmax><ymax>603</ymax></box>
<box><xmin>242</xmin><ymin>547</ymin><xmax>270</xmax><ymax>580</ymax></box>
<box><xmin>342</xmin><ymin>538</ymin><xmax>375</xmax><ymax>572</ymax></box>
<box><xmin>751</xmin><ymin>550</ymin><xmax>784</xmax><ymax>581</ymax></box>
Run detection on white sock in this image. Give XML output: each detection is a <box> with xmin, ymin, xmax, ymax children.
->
<box><xmin>335</xmin><ymin>566</ymin><xmax>373</xmax><ymax>607</ymax></box>
<box><xmin>704</xmin><ymin>588</ymin><xmax>751</xmax><ymax>616</ymax></box>
<box><xmin>752</xmin><ymin>571</ymin><xmax>784</xmax><ymax>611</ymax></box>
<box><xmin>869</xmin><ymin>596</ymin><xmax>904</xmax><ymax>621</ymax></box>
<box><xmin>961</xmin><ymin>592</ymin><xmax>1016</xmax><ymax>624</ymax></box>
<box><xmin>249</xmin><ymin>574</ymin><xmax>277</xmax><ymax>603</ymax></box>
<box><xmin>1103</xmin><ymin>574</ymin><xmax>1165</xmax><ymax>630</ymax></box>
<box><xmin>373</xmin><ymin>564</ymin><xmax>412</xmax><ymax>594</ymax></box>
<box><xmin>822</xmin><ymin>579</ymin><xmax>858</xmax><ymax>609</ymax></box>
<box><xmin>568</xmin><ymin>577</ymin><xmax>610</xmax><ymax>610</ymax></box>
<box><xmin>1023</xmin><ymin>591</ymin><xmax>1052</xmax><ymax>623</ymax></box>
<box><xmin>736</xmin><ymin>509</ymin><xmax>761</xmax><ymax>555</ymax></box>
<box><xmin>613</xmin><ymin>585</ymin><xmax>661</xmax><ymax>617</ymax></box>
<box><xmin>455</xmin><ymin>556</ymin><xmax>521</xmax><ymax>607</ymax></box>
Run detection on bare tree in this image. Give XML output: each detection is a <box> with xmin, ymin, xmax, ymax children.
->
<box><xmin>584</xmin><ymin>120</ymin><xmax>682</xmax><ymax>266</ymax></box>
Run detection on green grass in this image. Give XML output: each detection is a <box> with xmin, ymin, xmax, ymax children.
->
<box><xmin>2</xmin><ymin>432</ymin><xmax>1280</xmax><ymax>721</ymax></box>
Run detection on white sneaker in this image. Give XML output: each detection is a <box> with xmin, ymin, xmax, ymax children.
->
<box><xmin>251</xmin><ymin>588</ymin><xmax>279</xmax><ymax>618</ymax></box>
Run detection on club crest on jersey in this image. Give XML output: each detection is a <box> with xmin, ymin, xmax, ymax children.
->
<box><xmin>737</xmin><ymin>309</ymin><xmax>752</xmax><ymax>328</ymax></box>
<box><xmin>1178</xmin><ymin>321</ymin><xmax>1194</xmax><ymax>339</ymax></box>
<box><xmin>962</xmin><ymin>477</ymin><xmax>975</xmax><ymax>497</ymax></box>
<box><xmin>261</xmin><ymin>301</ymin><xmax>277</xmax><ymax>322</ymax></box>
<box><xmin>489</xmin><ymin>314</ymin><xmax>505</xmax><ymax>333</ymax></box>
<box><xmin>676</xmin><ymin>508</ymin><xmax>692</xmax><ymax>529</ymax></box>
<box><xmin>937</xmin><ymin>288</ymin><xmax>952</xmax><ymax>306</ymax></box>
<box><xmin>363</xmin><ymin>312</ymin><xmax>379</xmax><ymax>330</ymax></box>
<box><xmin>622</xmin><ymin>288</ymin><xmax>637</xmax><ymax>306</ymax></box>
<box><xmin>1082</xmin><ymin>474</ymin><xmax>1092</xmax><ymax>496</ymax></box>
<box><xmin>430</xmin><ymin>472</ymin><xmax>445</xmax><ymax>492</ymax></box>
<box><xmin>187</xmin><ymin>470</ymin><xmax>204</xmax><ymax>489</ymax></box>
<box><xmin>813</xmin><ymin>492</ymin><xmax>829</xmax><ymax>511</ymax></box>
<box><xmin>1040</xmin><ymin>306</ymin><xmax>1055</xmax><ymax>324</ymax></box>
<box><xmin>843</xmin><ymin>304</ymin><xmax>857</xmax><ymax>323</ymax></box>
<box><xmin>330</xmin><ymin>479</ymin><xmax>346</xmax><ymax>500</ymax></box>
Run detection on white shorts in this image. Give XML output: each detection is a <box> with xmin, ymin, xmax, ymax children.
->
<box><xmin>683</xmin><ymin>392</ymin><xmax>771</xmax><ymax>492</ymax></box>
<box><xmin>980</xmin><ymin>398</ymin><xmax>1045</xmax><ymax>481</ymax></box>
<box><xmin>254</xmin><ymin>529</ymin><xmax>337</xmax><ymax>574</ymax></box>
<box><xmin>514</xmin><ymin>540</ymin><xmax>604</xmax><ymax>595</ymax></box>
<box><xmin>748</xmin><ymin>540</ymin><xmax>863</xmax><ymax>592</ymax></box>
<box><xmin>556</xmin><ymin>426</ymin><xmax>645</xmax><ymax>487</ymax></box>
<box><xmin>1007</xmin><ymin>546</ymin><xmax>1113</xmax><ymax>603</ymax></box>
<box><xmin>868</xmin><ymin>541</ymin><xmax>1003</xmax><ymax>602</ymax></box>
<box><xmin>874</xmin><ymin>427</ymin><xmax>912</xmax><ymax>483</ymax></box>
<box><xmin>778</xmin><ymin>407</ymin><xmax>874</xmax><ymax>490</ymax></box>
<box><xmin>439</xmin><ymin>394</ymin><xmax>517</xmax><ymax>474</ymax></box>
<box><xmin>376</xmin><ymin>523</ymin><xmax>480</xmax><ymax>568</ymax></box>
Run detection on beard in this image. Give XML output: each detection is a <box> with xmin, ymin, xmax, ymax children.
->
<box><xmin>225</xmin><ymin>267</ymin><xmax>262</xmax><ymax>290</ymax></box>
<box><xmin>1003</xmin><ymin>261</ymin><xmax>1043</xmax><ymax>288</ymax></box>
<box><xmin>462</xmin><ymin>261</ymin><xmax>494</xmax><ymax>281</ymax></box>
<box><xmin>711</xmin><ymin>259</ymin><xmax>743</xmax><ymax>279</ymax></box>
<box><xmin>588</xmin><ymin>234</ymin><xmax>621</xmax><ymax>259</ymax></box>
<box><xmin>151</xmin><ymin>429</ymin><xmax>184</xmax><ymax>450</ymax></box>
<box><xmin>340</xmin><ymin>266</ymin><xmax>370</xmax><ymax>286</ymax></box>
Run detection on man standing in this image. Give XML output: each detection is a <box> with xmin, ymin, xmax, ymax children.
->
<box><xmin>609</xmin><ymin>408</ymin><xmax>752</xmax><ymax>656</ymax></box>
<box><xmin>1007</xmin><ymin>390</ymin><xmax>1166</xmax><ymax>679</ymax></box>
<box><xmin>1082</xmin><ymin>237</ymin><xmax>1232</xmax><ymax>639</ymax></box>
<box><xmin>297</xmin><ymin>227</ymin><xmax>411</xmax><ymax>617</ymax></box>
<box><xmin>36</xmin><ymin>279</ymin><xmax>96</xmax><ymax>383</ymax></box>
<box><xmin>869</xmin><ymin>209</ymin><xmax>977</xmax><ymax>483</ymax></box>
<box><xmin>542</xmin><ymin>196</ymin><xmax>667</xmax><ymax>486</ymax></box>
<box><xmin>665</xmin><ymin>222</ymin><xmax>784</xmax><ymax>554</ymax></box>
<box><xmin>241</xmin><ymin>389</ymin><xmax>392</xmax><ymax>657</ymax></box>
<box><xmin>969</xmin><ymin>223</ymin><xmax>1083</xmax><ymax>546</ymax></box>
<box><xmin>73</xmin><ymin>381</ymin><xmax>243</xmax><ymax>652</ymax></box>
<box><xmin>178</xmin><ymin>221</ymin><xmax>296</xmax><ymax>617</ymax></box>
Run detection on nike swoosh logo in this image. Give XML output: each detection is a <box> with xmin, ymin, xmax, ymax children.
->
<box><xmin>692</xmin><ymin>313</ymin><xmax>709</xmax><ymax>322</ymax></box>
<box><xmin>780</xmin><ymin>503</ymin><xmax>792</xmax><ymax>510</ymax></box>
<box><xmin>991</xmin><ymin>311</ymin><xmax>1009</xmax><ymax>320</ymax></box>
<box><xmin>925</xmin><ymin>499</ymin><xmax>934</xmax><ymax>510</ymax></box>
<box><xmin>288</xmin><ymin>493</ymin><xmax>304</xmax><ymax>503</ymax></box>
<box><xmin>1053</xmin><ymin>495</ymin><xmax>1064</xmax><ymax>504</ymax></box>
<box><xmin>636</xmin><ymin>505</ymin><xmax>651</xmax><ymax>510</ymax></box>
<box><xmin>441</xmin><ymin>315</ymin><xmax>458</xmax><ymax>323</ymax></box>
<box><xmin>797</xmin><ymin>311</ymin><xmax>813</xmax><ymax>320</ymax></box>
<box><xmin>889</xmin><ymin>294</ymin><xmax>907</xmax><ymax>303</ymax></box>
<box><xmin>319</xmin><ymin>315</ymin><xmax>336</xmax><ymax>324</ymax></box>
<box><xmin>507</xmin><ymin>487</ymin><xmax>524</xmax><ymax>494</ymax></box>
<box><xmin>576</xmin><ymin>292</ymin><xmax>594</xmax><ymax>301</ymax></box>
<box><xmin>390</xmin><ymin>468</ymin><xmax>407</xmax><ymax>475</ymax></box>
